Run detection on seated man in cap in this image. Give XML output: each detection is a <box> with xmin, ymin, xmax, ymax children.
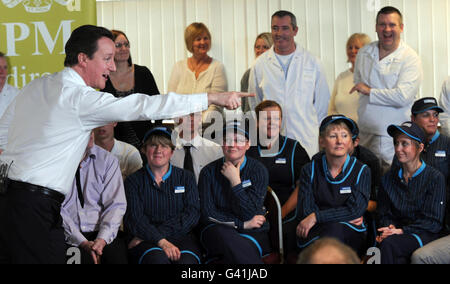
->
<box><xmin>198</xmin><ymin>120</ymin><xmax>270</xmax><ymax>264</ymax></box>
<box><xmin>61</xmin><ymin>132</ymin><xmax>128</xmax><ymax>264</ymax></box>
<box><xmin>124</xmin><ymin>126</ymin><xmax>201</xmax><ymax>264</ymax></box>
<box><xmin>377</xmin><ymin>122</ymin><xmax>446</xmax><ymax>264</ymax></box>
<box><xmin>296</xmin><ymin>115</ymin><xmax>371</xmax><ymax>256</ymax></box>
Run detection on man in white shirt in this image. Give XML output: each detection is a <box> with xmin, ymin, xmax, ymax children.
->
<box><xmin>0</xmin><ymin>25</ymin><xmax>250</xmax><ymax>264</ymax></box>
<box><xmin>248</xmin><ymin>10</ymin><xmax>330</xmax><ymax>158</ymax></box>
<box><xmin>94</xmin><ymin>122</ymin><xmax>143</xmax><ymax>180</ymax></box>
<box><xmin>439</xmin><ymin>77</ymin><xmax>450</xmax><ymax>137</ymax></box>
<box><xmin>171</xmin><ymin>112</ymin><xmax>223</xmax><ymax>183</ymax></box>
<box><xmin>0</xmin><ymin>52</ymin><xmax>19</xmax><ymax>153</ymax></box>
<box><xmin>351</xmin><ymin>6</ymin><xmax>423</xmax><ymax>173</ymax></box>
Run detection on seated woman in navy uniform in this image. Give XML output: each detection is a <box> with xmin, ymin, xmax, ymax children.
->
<box><xmin>296</xmin><ymin>115</ymin><xmax>371</xmax><ymax>255</ymax></box>
<box><xmin>377</xmin><ymin>121</ymin><xmax>446</xmax><ymax>264</ymax></box>
<box><xmin>246</xmin><ymin>100</ymin><xmax>310</xmax><ymax>261</ymax></box>
<box><xmin>124</xmin><ymin>126</ymin><xmax>202</xmax><ymax>264</ymax></box>
<box><xmin>198</xmin><ymin>121</ymin><xmax>270</xmax><ymax>264</ymax></box>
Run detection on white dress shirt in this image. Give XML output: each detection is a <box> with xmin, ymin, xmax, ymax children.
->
<box><xmin>110</xmin><ymin>139</ymin><xmax>143</xmax><ymax>180</ymax></box>
<box><xmin>0</xmin><ymin>67</ymin><xmax>208</xmax><ymax>195</ymax></box>
<box><xmin>354</xmin><ymin>40</ymin><xmax>423</xmax><ymax>136</ymax></box>
<box><xmin>170</xmin><ymin>134</ymin><xmax>223</xmax><ymax>183</ymax></box>
<box><xmin>248</xmin><ymin>45</ymin><xmax>330</xmax><ymax>158</ymax></box>
<box><xmin>0</xmin><ymin>83</ymin><xmax>19</xmax><ymax>148</ymax></box>
<box><xmin>439</xmin><ymin>77</ymin><xmax>450</xmax><ymax>136</ymax></box>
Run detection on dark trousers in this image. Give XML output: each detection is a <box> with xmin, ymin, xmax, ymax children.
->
<box><xmin>297</xmin><ymin>222</ymin><xmax>367</xmax><ymax>256</ymax></box>
<box><xmin>378</xmin><ymin>233</ymin><xmax>439</xmax><ymax>264</ymax></box>
<box><xmin>200</xmin><ymin>224</ymin><xmax>270</xmax><ymax>264</ymax></box>
<box><xmin>69</xmin><ymin>231</ymin><xmax>128</xmax><ymax>264</ymax></box>
<box><xmin>283</xmin><ymin>218</ymin><xmax>299</xmax><ymax>259</ymax></box>
<box><xmin>0</xmin><ymin>185</ymin><xmax>66</xmax><ymax>264</ymax></box>
<box><xmin>129</xmin><ymin>233</ymin><xmax>201</xmax><ymax>264</ymax></box>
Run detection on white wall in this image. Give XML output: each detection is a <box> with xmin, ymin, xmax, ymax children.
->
<box><xmin>97</xmin><ymin>0</ymin><xmax>450</xmax><ymax>98</ymax></box>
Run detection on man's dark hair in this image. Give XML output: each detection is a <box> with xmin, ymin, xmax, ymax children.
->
<box><xmin>272</xmin><ymin>10</ymin><xmax>297</xmax><ymax>30</ymax></box>
<box><xmin>64</xmin><ymin>25</ymin><xmax>113</xmax><ymax>67</ymax></box>
<box><xmin>0</xmin><ymin>52</ymin><xmax>5</xmax><ymax>58</ymax></box>
<box><xmin>376</xmin><ymin>6</ymin><xmax>403</xmax><ymax>25</ymax></box>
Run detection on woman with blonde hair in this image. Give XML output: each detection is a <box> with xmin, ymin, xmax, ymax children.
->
<box><xmin>328</xmin><ymin>33</ymin><xmax>371</xmax><ymax>122</ymax></box>
<box><xmin>168</xmin><ymin>23</ymin><xmax>227</xmax><ymax>124</ymax></box>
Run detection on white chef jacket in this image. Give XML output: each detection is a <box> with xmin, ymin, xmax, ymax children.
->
<box><xmin>248</xmin><ymin>45</ymin><xmax>330</xmax><ymax>158</ymax></box>
<box><xmin>439</xmin><ymin>77</ymin><xmax>450</xmax><ymax>137</ymax></box>
<box><xmin>354</xmin><ymin>40</ymin><xmax>423</xmax><ymax>136</ymax></box>
<box><xmin>0</xmin><ymin>67</ymin><xmax>208</xmax><ymax>195</ymax></box>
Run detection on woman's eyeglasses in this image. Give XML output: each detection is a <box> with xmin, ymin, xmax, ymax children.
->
<box><xmin>115</xmin><ymin>42</ymin><xmax>130</xmax><ymax>48</ymax></box>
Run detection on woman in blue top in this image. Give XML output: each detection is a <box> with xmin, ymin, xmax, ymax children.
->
<box><xmin>247</xmin><ymin>100</ymin><xmax>310</xmax><ymax>261</ymax></box>
<box><xmin>296</xmin><ymin>115</ymin><xmax>371</xmax><ymax>256</ymax></box>
<box><xmin>377</xmin><ymin>122</ymin><xmax>446</xmax><ymax>264</ymax></box>
<box><xmin>124</xmin><ymin>126</ymin><xmax>201</xmax><ymax>264</ymax></box>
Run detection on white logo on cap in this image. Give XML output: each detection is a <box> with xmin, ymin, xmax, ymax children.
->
<box><xmin>402</xmin><ymin>122</ymin><xmax>412</xmax><ymax>128</ymax></box>
<box><xmin>424</xmin><ymin>99</ymin><xmax>436</xmax><ymax>104</ymax></box>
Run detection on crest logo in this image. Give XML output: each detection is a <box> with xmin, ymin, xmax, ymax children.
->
<box><xmin>2</xmin><ymin>0</ymin><xmax>71</xmax><ymax>13</ymax></box>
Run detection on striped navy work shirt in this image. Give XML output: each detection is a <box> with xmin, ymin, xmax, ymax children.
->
<box><xmin>124</xmin><ymin>164</ymin><xmax>200</xmax><ymax>244</ymax></box>
<box><xmin>198</xmin><ymin>156</ymin><xmax>269</xmax><ymax>233</ymax></box>
<box><xmin>377</xmin><ymin>162</ymin><xmax>446</xmax><ymax>234</ymax></box>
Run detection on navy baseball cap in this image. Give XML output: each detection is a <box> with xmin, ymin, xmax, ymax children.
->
<box><xmin>387</xmin><ymin>121</ymin><xmax>425</xmax><ymax>144</ymax></box>
<box><xmin>142</xmin><ymin>126</ymin><xmax>173</xmax><ymax>144</ymax></box>
<box><xmin>222</xmin><ymin>120</ymin><xmax>250</xmax><ymax>140</ymax></box>
<box><xmin>319</xmin><ymin>114</ymin><xmax>358</xmax><ymax>139</ymax></box>
<box><xmin>411</xmin><ymin>97</ymin><xmax>444</xmax><ymax>115</ymax></box>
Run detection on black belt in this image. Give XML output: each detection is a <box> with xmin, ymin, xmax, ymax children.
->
<box><xmin>8</xmin><ymin>179</ymin><xmax>65</xmax><ymax>204</ymax></box>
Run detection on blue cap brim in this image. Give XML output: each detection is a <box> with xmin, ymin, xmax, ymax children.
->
<box><xmin>387</xmin><ymin>125</ymin><xmax>423</xmax><ymax>144</ymax></box>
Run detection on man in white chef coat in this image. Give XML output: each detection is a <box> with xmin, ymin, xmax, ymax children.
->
<box><xmin>351</xmin><ymin>6</ymin><xmax>423</xmax><ymax>173</ymax></box>
<box><xmin>248</xmin><ymin>10</ymin><xmax>330</xmax><ymax>159</ymax></box>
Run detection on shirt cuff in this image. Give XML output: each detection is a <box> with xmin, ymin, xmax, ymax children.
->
<box><xmin>68</xmin><ymin>231</ymin><xmax>88</xmax><ymax>247</ymax></box>
<box><xmin>97</xmin><ymin>228</ymin><xmax>117</xmax><ymax>245</ymax></box>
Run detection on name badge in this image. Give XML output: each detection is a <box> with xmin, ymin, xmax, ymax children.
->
<box><xmin>435</xmin><ymin>151</ymin><xmax>446</xmax><ymax>158</ymax></box>
<box><xmin>242</xmin><ymin>180</ymin><xmax>252</xmax><ymax>188</ymax></box>
<box><xmin>340</xmin><ymin>187</ymin><xmax>352</xmax><ymax>194</ymax></box>
<box><xmin>275</xmin><ymin>158</ymin><xmax>287</xmax><ymax>164</ymax></box>
<box><xmin>175</xmin><ymin>186</ymin><xmax>185</xmax><ymax>194</ymax></box>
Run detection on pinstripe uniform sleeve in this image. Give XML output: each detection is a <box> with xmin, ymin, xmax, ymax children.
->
<box><xmin>377</xmin><ymin>173</ymin><xmax>395</xmax><ymax>228</ymax></box>
<box><xmin>123</xmin><ymin>172</ymin><xmax>164</xmax><ymax>244</ymax></box>
<box><xmin>293</xmin><ymin>141</ymin><xmax>311</xmax><ymax>185</ymax></box>
<box><xmin>198</xmin><ymin>165</ymin><xmax>239</xmax><ymax>226</ymax></box>
<box><xmin>297</xmin><ymin>162</ymin><xmax>320</xmax><ymax>220</ymax></box>
<box><xmin>315</xmin><ymin>165</ymin><xmax>371</xmax><ymax>223</ymax></box>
